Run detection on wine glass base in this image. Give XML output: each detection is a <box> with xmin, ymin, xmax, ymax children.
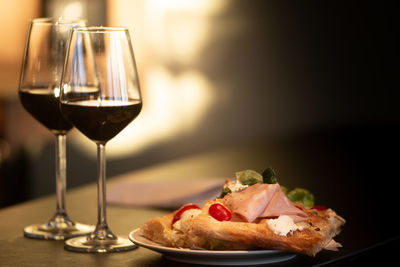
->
<box><xmin>24</xmin><ymin>223</ymin><xmax>95</xmax><ymax>240</ymax></box>
<box><xmin>64</xmin><ymin>235</ymin><xmax>137</xmax><ymax>253</ymax></box>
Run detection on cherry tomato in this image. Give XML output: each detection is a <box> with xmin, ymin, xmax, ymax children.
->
<box><xmin>313</xmin><ymin>205</ymin><xmax>327</xmax><ymax>211</ymax></box>
<box><xmin>209</xmin><ymin>203</ymin><xmax>232</xmax><ymax>221</ymax></box>
<box><xmin>172</xmin><ymin>204</ymin><xmax>200</xmax><ymax>225</ymax></box>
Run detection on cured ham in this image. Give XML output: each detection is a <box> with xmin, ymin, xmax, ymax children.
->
<box><xmin>223</xmin><ymin>183</ymin><xmax>308</xmax><ymax>223</ymax></box>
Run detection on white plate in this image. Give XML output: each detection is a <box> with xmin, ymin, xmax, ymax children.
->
<box><xmin>129</xmin><ymin>228</ymin><xmax>296</xmax><ymax>266</ymax></box>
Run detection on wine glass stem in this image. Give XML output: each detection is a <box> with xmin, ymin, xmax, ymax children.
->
<box><xmin>93</xmin><ymin>143</ymin><xmax>116</xmax><ymax>240</ymax></box>
<box><xmin>97</xmin><ymin>143</ymin><xmax>107</xmax><ymax>228</ymax></box>
<box><xmin>55</xmin><ymin>134</ymin><xmax>67</xmax><ymax>216</ymax></box>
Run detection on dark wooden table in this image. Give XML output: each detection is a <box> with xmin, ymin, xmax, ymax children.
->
<box><xmin>1</xmin><ymin>132</ymin><xmax>398</xmax><ymax>266</ymax></box>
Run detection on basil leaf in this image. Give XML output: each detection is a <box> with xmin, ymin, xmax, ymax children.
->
<box><xmin>236</xmin><ymin>170</ymin><xmax>263</xmax><ymax>185</ymax></box>
<box><xmin>303</xmin><ymin>193</ymin><xmax>315</xmax><ymax>209</ymax></box>
<box><xmin>287</xmin><ymin>188</ymin><xmax>314</xmax><ymax>208</ymax></box>
<box><xmin>262</xmin><ymin>167</ymin><xmax>277</xmax><ymax>184</ymax></box>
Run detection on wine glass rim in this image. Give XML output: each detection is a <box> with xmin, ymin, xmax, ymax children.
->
<box><xmin>73</xmin><ymin>26</ymin><xmax>129</xmax><ymax>33</ymax></box>
<box><xmin>31</xmin><ymin>17</ymin><xmax>87</xmax><ymax>25</ymax></box>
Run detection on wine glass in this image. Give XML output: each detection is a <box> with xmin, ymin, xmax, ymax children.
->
<box><xmin>60</xmin><ymin>27</ymin><xmax>142</xmax><ymax>252</ymax></box>
<box><xmin>19</xmin><ymin>18</ymin><xmax>94</xmax><ymax>240</ymax></box>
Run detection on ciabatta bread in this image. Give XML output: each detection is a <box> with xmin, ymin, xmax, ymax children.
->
<box><xmin>140</xmin><ymin>199</ymin><xmax>345</xmax><ymax>256</ymax></box>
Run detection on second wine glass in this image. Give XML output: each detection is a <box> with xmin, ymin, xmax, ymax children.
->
<box><xmin>60</xmin><ymin>27</ymin><xmax>142</xmax><ymax>252</ymax></box>
<box><xmin>19</xmin><ymin>17</ymin><xmax>94</xmax><ymax>240</ymax></box>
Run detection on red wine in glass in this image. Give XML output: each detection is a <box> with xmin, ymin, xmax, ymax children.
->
<box><xmin>18</xmin><ymin>18</ymin><xmax>94</xmax><ymax>240</ymax></box>
<box><xmin>19</xmin><ymin>87</ymin><xmax>73</xmax><ymax>134</ymax></box>
<box><xmin>60</xmin><ymin>99</ymin><xmax>142</xmax><ymax>143</ymax></box>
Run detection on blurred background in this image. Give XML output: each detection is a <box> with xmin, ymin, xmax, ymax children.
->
<box><xmin>0</xmin><ymin>0</ymin><xmax>397</xmax><ymax>208</ymax></box>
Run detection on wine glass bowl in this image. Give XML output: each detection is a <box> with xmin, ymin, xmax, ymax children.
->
<box><xmin>19</xmin><ymin>18</ymin><xmax>94</xmax><ymax>240</ymax></box>
<box><xmin>60</xmin><ymin>27</ymin><xmax>142</xmax><ymax>252</ymax></box>
<box><xmin>19</xmin><ymin>17</ymin><xmax>82</xmax><ymax>135</ymax></box>
<box><xmin>60</xmin><ymin>99</ymin><xmax>142</xmax><ymax>143</ymax></box>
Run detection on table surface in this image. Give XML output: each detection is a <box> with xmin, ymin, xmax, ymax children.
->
<box><xmin>0</xmin><ymin>136</ymin><xmax>398</xmax><ymax>266</ymax></box>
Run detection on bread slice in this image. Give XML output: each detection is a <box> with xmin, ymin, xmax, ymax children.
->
<box><xmin>140</xmin><ymin>199</ymin><xmax>345</xmax><ymax>256</ymax></box>
<box><xmin>193</xmin><ymin>201</ymin><xmax>345</xmax><ymax>256</ymax></box>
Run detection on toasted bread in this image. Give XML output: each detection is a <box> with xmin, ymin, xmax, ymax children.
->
<box><xmin>140</xmin><ymin>199</ymin><xmax>345</xmax><ymax>256</ymax></box>
<box><xmin>140</xmin><ymin>203</ymin><xmax>254</xmax><ymax>250</ymax></box>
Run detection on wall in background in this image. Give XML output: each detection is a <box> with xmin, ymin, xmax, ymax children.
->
<box><xmin>0</xmin><ymin>0</ymin><xmax>398</xmax><ymax>205</ymax></box>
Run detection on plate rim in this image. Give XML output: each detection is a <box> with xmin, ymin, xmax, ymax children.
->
<box><xmin>128</xmin><ymin>228</ymin><xmax>297</xmax><ymax>265</ymax></box>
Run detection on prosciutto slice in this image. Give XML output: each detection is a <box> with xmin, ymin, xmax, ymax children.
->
<box><xmin>223</xmin><ymin>183</ymin><xmax>308</xmax><ymax>223</ymax></box>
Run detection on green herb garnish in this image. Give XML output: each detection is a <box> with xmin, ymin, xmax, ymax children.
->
<box><xmin>287</xmin><ymin>188</ymin><xmax>315</xmax><ymax>208</ymax></box>
<box><xmin>217</xmin><ymin>167</ymin><xmax>316</xmax><ymax>208</ymax></box>
<box><xmin>280</xmin><ymin>185</ymin><xmax>288</xmax><ymax>195</ymax></box>
<box><xmin>262</xmin><ymin>167</ymin><xmax>277</xmax><ymax>184</ymax></box>
<box><xmin>218</xmin><ymin>187</ymin><xmax>232</xmax><ymax>198</ymax></box>
<box><xmin>236</xmin><ymin>170</ymin><xmax>263</xmax><ymax>185</ymax></box>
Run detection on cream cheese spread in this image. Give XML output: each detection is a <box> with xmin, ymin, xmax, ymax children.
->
<box><xmin>266</xmin><ymin>215</ymin><xmax>304</xmax><ymax>236</ymax></box>
<box><xmin>172</xmin><ymin>209</ymin><xmax>202</xmax><ymax>233</ymax></box>
<box><xmin>226</xmin><ymin>180</ymin><xmax>249</xmax><ymax>193</ymax></box>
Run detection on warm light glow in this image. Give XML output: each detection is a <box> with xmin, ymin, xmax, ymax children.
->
<box><xmin>72</xmin><ymin>67</ymin><xmax>215</xmax><ymax>158</ymax></box>
<box><xmin>147</xmin><ymin>0</ymin><xmax>226</xmax><ymax>12</ymax></box>
<box><xmin>109</xmin><ymin>67</ymin><xmax>215</xmax><ymax>157</ymax></box>
<box><xmin>72</xmin><ymin>0</ymin><xmax>227</xmax><ymax>158</ymax></box>
<box><xmin>0</xmin><ymin>0</ymin><xmax>41</xmax><ymax>98</ymax></box>
<box><xmin>61</xmin><ymin>2</ymin><xmax>84</xmax><ymax>19</ymax></box>
<box><xmin>47</xmin><ymin>1</ymin><xmax>85</xmax><ymax>21</ymax></box>
<box><xmin>54</xmin><ymin>86</ymin><xmax>60</xmax><ymax>98</ymax></box>
<box><xmin>145</xmin><ymin>0</ymin><xmax>228</xmax><ymax>63</ymax></box>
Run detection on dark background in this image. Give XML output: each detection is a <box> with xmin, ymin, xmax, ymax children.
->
<box><xmin>0</xmin><ymin>0</ymin><xmax>398</xmax><ymax>215</ymax></box>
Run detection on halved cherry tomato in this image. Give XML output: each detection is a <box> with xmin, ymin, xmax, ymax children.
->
<box><xmin>209</xmin><ymin>203</ymin><xmax>232</xmax><ymax>221</ymax></box>
<box><xmin>172</xmin><ymin>204</ymin><xmax>200</xmax><ymax>225</ymax></box>
<box><xmin>313</xmin><ymin>205</ymin><xmax>327</xmax><ymax>211</ymax></box>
